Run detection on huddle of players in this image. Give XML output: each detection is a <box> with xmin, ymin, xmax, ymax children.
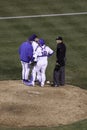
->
<box><xmin>18</xmin><ymin>34</ymin><xmax>54</xmax><ymax>87</ymax></box>
<box><xmin>19</xmin><ymin>34</ymin><xmax>66</xmax><ymax>87</ymax></box>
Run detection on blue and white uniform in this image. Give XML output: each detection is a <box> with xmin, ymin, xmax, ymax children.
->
<box><xmin>28</xmin><ymin>35</ymin><xmax>39</xmax><ymax>82</ymax></box>
<box><xmin>32</xmin><ymin>41</ymin><xmax>39</xmax><ymax>54</ymax></box>
<box><xmin>18</xmin><ymin>41</ymin><xmax>33</xmax><ymax>82</ymax></box>
<box><xmin>32</xmin><ymin>39</ymin><xmax>54</xmax><ymax>87</ymax></box>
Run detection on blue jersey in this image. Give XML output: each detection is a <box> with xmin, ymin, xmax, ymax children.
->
<box><xmin>18</xmin><ymin>41</ymin><xmax>33</xmax><ymax>63</ymax></box>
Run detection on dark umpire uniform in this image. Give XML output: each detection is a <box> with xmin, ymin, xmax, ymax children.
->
<box><xmin>53</xmin><ymin>36</ymin><xmax>66</xmax><ymax>87</ymax></box>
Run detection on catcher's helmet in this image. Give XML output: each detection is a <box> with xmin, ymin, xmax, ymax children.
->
<box><xmin>39</xmin><ymin>39</ymin><xmax>45</xmax><ymax>46</ymax></box>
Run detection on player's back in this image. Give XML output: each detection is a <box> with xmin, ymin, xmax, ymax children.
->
<box><xmin>19</xmin><ymin>41</ymin><xmax>33</xmax><ymax>63</ymax></box>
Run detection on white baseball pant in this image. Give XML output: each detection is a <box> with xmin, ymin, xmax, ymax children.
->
<box><xmin>21</xmin><ymin>61</ymin><xmax>30</xmax><ymax>80</ymax></box>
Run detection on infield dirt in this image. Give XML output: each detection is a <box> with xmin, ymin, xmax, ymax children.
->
<box><xmin>0</xmin><ymin>80</ymin><xmax>87</xmax><ymax>128</ymax></box>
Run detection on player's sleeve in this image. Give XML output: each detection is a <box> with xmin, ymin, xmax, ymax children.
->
<box><xmin>47</xmin><ymin>46</ymin><xmax>54</xmax><ymax>57</ymax></box>
<box><xmin>27</xmin><ymin>45</ymin><xmax>33</xmax><ymax>61</ymax></box>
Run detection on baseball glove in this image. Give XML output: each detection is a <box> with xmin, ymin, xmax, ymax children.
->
<box><xmin>30</xmin><ymin>61</ymin><xmax>37</xmax><ymax>66</ymax></box>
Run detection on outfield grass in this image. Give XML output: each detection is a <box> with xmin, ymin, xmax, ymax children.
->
<box><xmin>0</xmin><ymin>15</ymin><xmax>87</xmax><ymax>88</ymax></box>
<box><xmin>0</xmin><ymin>0</ymin><xmax>87</xmax><ymax>129</ymax></box>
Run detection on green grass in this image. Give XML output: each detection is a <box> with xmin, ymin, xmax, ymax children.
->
<box><xmin>0</xmin><ymin>119</ymin><xmax>87</xmax><ymax>130</ymax></box>
<box><xmin>0</xmin><ymin>0</ymin><xmax>87</xmax><ymax>16</ymax></box>
<box><xmin>0</xmin><ymin>15</ymin><xmax>87</xmax><ymax>88</ymax></box>
<box><xmin>0</xmin><ymin>0</ymin><xmax>87</xmax><ymax>129</ymax></box>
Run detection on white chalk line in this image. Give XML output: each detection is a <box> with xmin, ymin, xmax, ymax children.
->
<box><xmin>0</xmin><ymin>12</ymin><xmax>87</xmax><ymax>20</ymax></box>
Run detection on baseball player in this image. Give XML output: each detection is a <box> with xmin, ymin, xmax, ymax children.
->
<box><xmin>28</xmin><ymin>34</ymin><xmax>40</xmax><ymax>82</ymax></box>
<box><xmin>29</xmin><ymin>34</ymin><xmax>39</xmax><ymax>53</ymax></box>
<box><xmin>18</xmin><ymin>38</ymin><xmax>33</xmax><ymax>86</ymax></box>
<box><xmin>29</xmin><ymin>39</ymin><xmax>54</xmax><ymax>87</ymax></box>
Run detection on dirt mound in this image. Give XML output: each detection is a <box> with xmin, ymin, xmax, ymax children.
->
<box><xmin>0</xmin><ymin>80</ymin><xmax>87</xmax><ymax>128</ymax></box>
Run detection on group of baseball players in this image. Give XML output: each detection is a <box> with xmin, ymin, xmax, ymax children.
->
<box><xmin>18</xmin><ymin>34</ymin><xmax>66</xmax><ymax>87</ymax></box>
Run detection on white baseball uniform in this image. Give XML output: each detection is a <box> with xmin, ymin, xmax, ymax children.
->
<box><xmin>32</xmin><ymin>41</ymin><xmax>39</xmax><ymax>54</ymax></box>
<box><xmin>30</xmin><ymin>41</ymin><xmax>39</xmax><ymax>81</ymax></box>
<box><xmin>32</xmin><ymin>45</ymin><xmax>54</xmax><ymax>87</ymax></box>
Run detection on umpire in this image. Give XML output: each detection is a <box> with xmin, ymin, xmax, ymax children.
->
<box><xmin>53</xmin><ymin>36</ymin><xmax>66</xmax><ymax>87</ymax></box>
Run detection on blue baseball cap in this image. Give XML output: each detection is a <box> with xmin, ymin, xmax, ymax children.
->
<box><xmin>39</xmin><ymin>39</ymin><xmax>45</xmax><ymax>46</ymax></box>
<box><xmin>28</xmin><ymin>34</ymin><xmax>38</xmax><ymax>41</ymax></box>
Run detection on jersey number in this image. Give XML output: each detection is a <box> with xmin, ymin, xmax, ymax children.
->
<box><xmin>42</xmin><ymin>51</ymin><xmax>47</xmax><ymax>56</ymax></box>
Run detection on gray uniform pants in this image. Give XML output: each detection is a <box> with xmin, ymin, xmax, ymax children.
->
<box><xmin>53</xmin><ymin>66</ymin><xmax>65</xmax><ymax>86</ymax></box>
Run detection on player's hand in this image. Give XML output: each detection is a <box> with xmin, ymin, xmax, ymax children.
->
<box><xmin>56</xmin><ymin>62</ymin><xmax>60</xmax><ymax>66</ymax></box>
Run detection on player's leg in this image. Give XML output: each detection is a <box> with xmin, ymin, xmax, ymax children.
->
<box><xmin>24</xmin><ymin>63</ymin><xmax>30</xmax><ymax>80</ymax></box>
<box><xmin>28</xmin><ymin>63</ymin><xmax>41</xmax><ymax>86</ymax></box>
<box><xmin>21</xmin><ymin>61</ymin><xmax>30</xmax><ymax>82</ymax></box>
<box><xmin>35</xmin><ymin>64</ymin><xmax>41</xmax><ymax>84</ymax></box>
<box><xmin>53</xmin><ymin>69</ymin><xmax>60</xmax><ymax>87</ymax></box>
<box><xmin>31</xmin><ymin>66</ymin><xmax>37</xmax><ymax>86</ymax></box>
<box><xmin>36</xmin><ymin>69</ymin><xmax>41</xmax><ymax>83</ymax></box>
<box><xmin>40</xmin><ymin>63</ymin><xmax>47</xmax><ymax>87</ymax></box>
<box><xmin>60</xmin><ymin>66</ymin><xmax>65</xmax><ymax>86</ymax></box>
<box><xmin>21</xmin><ymin>61</ymin><xmax>25</xmax><ymax>81</ymax></box>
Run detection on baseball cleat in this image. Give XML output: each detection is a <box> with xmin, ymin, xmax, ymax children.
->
<box><xmin>23</xmin><ymin>81</ymin><xmax>34</xmax><ymax>87</ymax></box>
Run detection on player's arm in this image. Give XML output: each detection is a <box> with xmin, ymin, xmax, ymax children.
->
<box><xmin>47</xmin><ymin>47</ymin><xmax>54</xmax><ymax>57</ymax></box>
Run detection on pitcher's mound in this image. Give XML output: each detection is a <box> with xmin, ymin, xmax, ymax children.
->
<box><xmin>0</xmin><ymin>80</ymin><xmax>87</xmax><ymax>128</ymax></box>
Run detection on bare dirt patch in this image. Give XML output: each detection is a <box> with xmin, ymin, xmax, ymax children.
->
<box><xmin>0</xmin><ymin>80</ymin><xmax>87</xmax><ymax>128</ymax></box>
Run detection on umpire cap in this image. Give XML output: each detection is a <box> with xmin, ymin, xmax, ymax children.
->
<box><xmin>56</xmin><ymin>36</ymin><xmax>63</xmax><ymax>41</ymax></box>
